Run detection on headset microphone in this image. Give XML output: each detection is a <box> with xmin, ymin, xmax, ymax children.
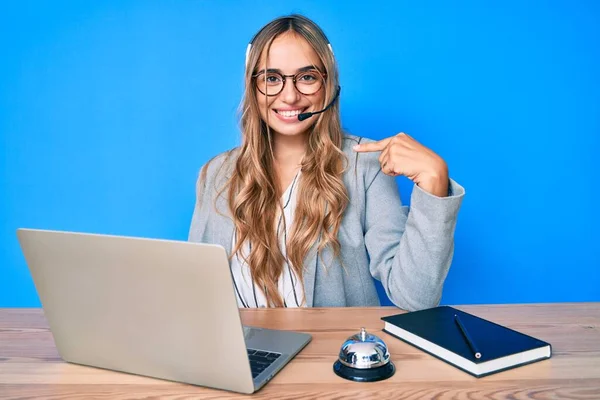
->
<box><xmin>297</xmin><ymin>86</ymin><xmax>341</xmax><ymax>121</ymax></box>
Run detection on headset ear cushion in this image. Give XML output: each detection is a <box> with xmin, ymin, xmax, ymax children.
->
<box><xmin>245</xmin><ymin>43</ymin><xmax>252</xmax><ymax>68</ymax></box>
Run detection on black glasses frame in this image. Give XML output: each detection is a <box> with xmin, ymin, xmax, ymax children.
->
<box><xmin>252</xmin><ymin>70</ymin><xmax>326</xmax><ymax>96</ymax></box>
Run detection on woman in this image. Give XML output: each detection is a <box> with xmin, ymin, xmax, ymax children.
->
<box><xmin>188</xmin><ymin>14</ymin><xmax>464</xmax><ymax>310</ymax></box>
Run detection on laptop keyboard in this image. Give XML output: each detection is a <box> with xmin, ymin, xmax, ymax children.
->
<box><xmin>247</xmin><ymin>348</ymin><xmax>282</xmax><ymax>379</ymax></box>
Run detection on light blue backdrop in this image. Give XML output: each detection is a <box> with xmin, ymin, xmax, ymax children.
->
<box><xmin>2</xmin><ymin>1</ymin><xmax>599</xmax><ymax>307</ymax></box>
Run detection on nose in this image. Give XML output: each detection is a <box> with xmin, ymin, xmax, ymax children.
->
<box><xmin>280</xmin><ymin>77</ymin><xmax>301</xmax><ymax>104</ymax></box>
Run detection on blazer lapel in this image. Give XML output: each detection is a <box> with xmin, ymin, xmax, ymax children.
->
<box><xmin>303</xmin><ymin>244</ymin><xmax>319</xmax><ymax>307</ymax></box>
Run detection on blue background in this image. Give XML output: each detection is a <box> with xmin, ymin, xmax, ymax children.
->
<box><xmin>2</xmin><ymin>1</ymin><xmax>599</xmax><ymax>307</ymax></box>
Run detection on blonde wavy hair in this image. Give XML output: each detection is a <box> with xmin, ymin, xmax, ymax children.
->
<box><xmin>227</xmin><ymin>15</ymin><xmax>348</xmax><ymax>307</ymax></box>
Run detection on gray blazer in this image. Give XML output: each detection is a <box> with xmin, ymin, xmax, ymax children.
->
<box><xmin>188</xmin><ymin>135</ymin><xmax>465</xmax><ymax>310</ymax></box>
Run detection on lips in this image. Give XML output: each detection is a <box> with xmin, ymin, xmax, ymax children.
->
<box><xmin>272</xmin><ymin>108</ymin><xmax>308</xmax><ymax>122</ymax></box>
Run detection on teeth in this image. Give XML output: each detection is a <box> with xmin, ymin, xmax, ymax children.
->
<box><xmin>278</xmin><ymin>109</ymin><xmax>302</xmax><ymax>117</ymax></box>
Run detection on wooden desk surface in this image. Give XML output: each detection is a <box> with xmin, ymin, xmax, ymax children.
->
<box><xmin>1</xmin><ymin>303</ymin><xmax>599</xmax><ymax>399</ymax></box>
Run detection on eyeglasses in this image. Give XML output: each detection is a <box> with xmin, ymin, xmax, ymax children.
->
<box><xmin>253</xmin><ymin>69</ymin><xmax>325</xmax><ymax>96</ymax></box>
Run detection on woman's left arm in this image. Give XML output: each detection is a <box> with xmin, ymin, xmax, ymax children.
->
<box><xmin>354</xmin><ymin>133</ymin><xmax>465</xmax><ymax>311</ymax></box>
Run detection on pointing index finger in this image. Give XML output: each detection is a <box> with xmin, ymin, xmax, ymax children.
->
<box><xmin>353</xmin><ymin>138</ymin><xmax>391</xmax><ymax>153</ymax></box>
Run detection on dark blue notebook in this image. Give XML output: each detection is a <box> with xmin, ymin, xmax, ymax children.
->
<box><xmin>381</xmin><ymin>306</ymin><xmax>552</xmax><ymax>377</ymax></box>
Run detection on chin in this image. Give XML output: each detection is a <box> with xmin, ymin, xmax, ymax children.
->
<box><xmin>269</xmin><ymin>123</ymin><xmax>312</xmax><ymax>137</ymax></box>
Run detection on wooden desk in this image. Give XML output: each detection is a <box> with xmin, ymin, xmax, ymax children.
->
<box><xmin>1</xmin><ymin>303</ymin><xmax>599</xmax><ymax>399</ymax></box>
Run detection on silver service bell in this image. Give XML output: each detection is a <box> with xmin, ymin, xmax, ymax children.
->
<box><xmin>333</xmin><ymin>327</ymin><xmax>395</xmax><ymax>382</ymax></box>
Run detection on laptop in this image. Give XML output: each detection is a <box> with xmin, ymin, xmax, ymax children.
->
<box><xmin>16</xmin><ymin>228</ymin><xmax>311</xmax><ymax>394</ymax></box>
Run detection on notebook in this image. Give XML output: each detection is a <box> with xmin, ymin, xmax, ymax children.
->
<box><xmin>381</xmin><ymin>306</ymin><xmax>552</xmax><ymax>378</ymax></box>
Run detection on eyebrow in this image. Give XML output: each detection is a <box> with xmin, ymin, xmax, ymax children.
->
<box><xmin>262</xmin><ymin>65</ymin><xmax>323</xmax><ymax>74</ymax></box>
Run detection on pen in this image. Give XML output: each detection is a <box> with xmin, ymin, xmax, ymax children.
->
<box><xmin>454</xmin><ymin>314</ymin><xmax>482</xmax><ymax>359</ymax></box>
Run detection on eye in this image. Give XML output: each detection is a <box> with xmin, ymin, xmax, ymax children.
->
<box><xmin>264</xmin><ymin>73</ymin><xmax>283</xmax><ymax>84</ymax></box>
<box><xmin>297</xmin><ymin>71</ymin><xmax>320</xmax><ymax>84</ymax></box>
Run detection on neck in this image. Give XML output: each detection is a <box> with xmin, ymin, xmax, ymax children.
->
<box><xmin>272</xmin><ymin>132</ymin><xmax>307</xmax><ymax>167</ymax></box>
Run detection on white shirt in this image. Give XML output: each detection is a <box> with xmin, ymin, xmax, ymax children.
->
<box><xmin>230</xmin><ymin>171</ymin><xmax>305</xmax><ymax>308</ymax></box>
